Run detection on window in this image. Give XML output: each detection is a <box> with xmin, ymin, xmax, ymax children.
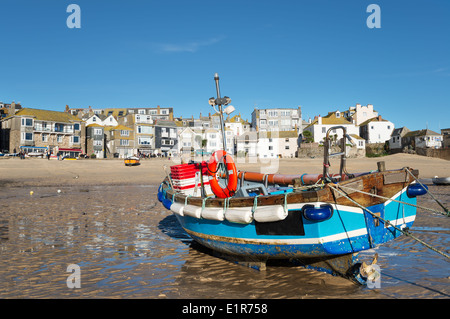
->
<box><xmin>21</xmin><ymin>132</ymin><xmax>33</xmax><ymax>141</ymax></box>
<box><xmin>94</xmin><ymin>140</ymin><xmax>102</xmax><ymax>146</ymax></box>
<box><xmin>162</xmin><ymin>139</ymin><xmax>174</xmax><ymax>146</ymax></box>
<box><xmin>92</xmin><ymin>116</ymin><xmax>96</xmax><ymax>122</ymax></box>
<box><xmin>138</xmin><ymin>137</ymin><xmax>151</xmax><ymax>145</ymax></box>
<box><xmin>120</xmin><ymin>130</ymin><xmax>130</xmax><ymax>136</ymax></box>
<box><xmin>138</xmin><ymin>109</ymin><xmax>145</xmax><ymax>114</ymax></box>
<box><xmin>74</xmin><ymin>123</ymin><xmax>80</xmax><ymax>131</ymax></box>
<box><xmin>120</xmin><ymin>139</ymin><xmax>129</xmax><ymax>146</ymax></box>
<box><xmin>72</xmin><ymin>136</ymin><xmax>80</xmax><ymax>144</ymax></box>
<box><xmin>285</xmin><ymin>145</ymin><xmax>290</xmax><ymax>149</ymax></box>
<box><xmin>118</xmin><ymin>111</ymin><xmax>124</xmax><ymax>116</ymax></box>
<box><xmin>94</xmin><ymin>128</ymin><xmax>102</xmax><ymax>136</ymax></box>
<box><xmin>21</xmin><ymin>118</ymin><xmax>33</xmax><ymax>126</ymax></box>
<box><xmin>42</xmin><ymin>134</ymin><xmax>48</xmax><ymax>142</ymax></box>
<box><xmin>322</xmin><ymin>127</ymin><xmax>326</xmax><ymax>133</ymax></box>
<box><xmin>57</xmin><ymin>135</ymin><xmax>63</xmax><ymax>143</ymax></box>
<box><xmin>387</xmin><ymin>125</ymin><xmax>391</xmax><ymax>129</ymax></box>
<box><xmin>269</xmin><ymin>146</ymin><xmax>273</xmax><ymax>150</ymax></box>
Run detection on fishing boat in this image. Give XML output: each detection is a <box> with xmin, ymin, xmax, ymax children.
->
<box><xmin>157</xmin><ymin>73</ymin><xmax>431</xmax><ymax>282</ymax></box>
<box><xmin>432</xmin><ymin>176</ymin><xmax>450</xmax><ymax>185</ymax></box>
<box><xmin>124</xmin><ymin>156</ymin><xmax>140</xmax><ymax>166</ymax></box>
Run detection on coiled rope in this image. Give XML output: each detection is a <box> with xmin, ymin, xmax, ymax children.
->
<box><xmin>329</xmin><ymin>183</ymin><xmax>450</xmax><ymax>260</ymax></box>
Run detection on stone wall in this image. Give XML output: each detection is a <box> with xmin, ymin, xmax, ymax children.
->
<box><xmin>296</xmin><ymin>144</ymin><xmax>365</xmax><ymax>158</ymax></box>
<box><xmin>415</xmin><ymin>147</ymin><xmax>450</xmax><ymax>160</ymax></box>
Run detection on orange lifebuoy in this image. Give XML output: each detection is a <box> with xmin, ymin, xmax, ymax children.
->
<box><xmin>207</xmin><ymin>150</ymin><xmax>238</xmax><ymax>198</ymax></box>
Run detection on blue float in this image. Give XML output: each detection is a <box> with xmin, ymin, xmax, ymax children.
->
<box><xmin>162</xmin><ymin>198</ymin><xmax>172</xmax><ymax>210</ymax></box>
<box><xmin>157</xmin><ymin>184</ymin><xmax>164</xmax><ymax>202</ymax></box>
<box><xmin>303</xmin><ymin>204</ymin><xmax>333</xmax><ymax>221</ymax></box>
<box><xmin>407</xmin><ymin>183</ymin><xmax>428</xmax><ymax>197</ymax></box>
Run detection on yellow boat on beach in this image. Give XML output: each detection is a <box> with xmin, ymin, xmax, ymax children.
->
<box><xmin>124</xmin><ymin>156</ymin><xmax>140</xmax><ymax>166</ymax></box>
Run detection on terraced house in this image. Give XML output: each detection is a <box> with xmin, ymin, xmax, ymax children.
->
<box><xmin>0</xmin><ymin>108</ymin><xmax>84</xmax><ymax>157</ymax></box>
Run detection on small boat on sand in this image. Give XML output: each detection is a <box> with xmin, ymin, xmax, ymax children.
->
<box><xmin>432</xmin><ymin>176</ymin><xmax>450</xmax><ymax>185</ymax></box>
<box><xmin>157</xmin><ymin>74</ymin><xmax>430</xmax><ymax>283</ymax></box>
<box><xmin>124</xmin><ymin>156</ymin><xmax>140</xmax><ymax>166</ymax></box>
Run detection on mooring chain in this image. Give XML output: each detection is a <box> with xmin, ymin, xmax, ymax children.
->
<box><xmin>329</xmin><ymin>184</ymin><xmax>450</xmax><ymax>261</ymax></box>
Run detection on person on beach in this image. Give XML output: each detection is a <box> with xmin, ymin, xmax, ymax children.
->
<box><xmin>47</xmin><ymin>151</ymin><xmax>51</xmax><ymax>160</ymax></box>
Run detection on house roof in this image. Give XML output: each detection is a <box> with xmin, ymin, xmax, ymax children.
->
<box><xmin>391</xmin><ymin>126</ymin><xmax>410</xmax><ymax>137</ymax></box>
<box><xmin>8</xmin><ymin>108</ymin><xmax>80</xmax><ymax>123</ymax></box>
<box><xmin>304</xmin><ymin>111</ymin><xmax>353</xmax><ymax>129</ymax></box>
<box><xmin>154</xmin><ymin>120</ymin><xmax>177</xmax><ymax>127</ymax></box>
<box><xmin>359</xmin><ymin>116</ymin><xmax>389</xmax><ymax>127</ymax></box>
<box><xmin>403</xmin><ymin>129</ymin><xmax>441</xmax><ymax>138</ymax></box>
<box><xmin>349</xmin><ymin>134</ymin><xmax>364</xmax><ymax>140</ymax></box>
<box><xmin>104</xmin><ymin>124</ymin><xmax>133</xmax><ymax>131</ymax></box>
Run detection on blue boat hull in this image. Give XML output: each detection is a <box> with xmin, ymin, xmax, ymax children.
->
<box><xmin>170</xmin><ymin>186</ymin><xmax>416</xmax><ymax>259</ymax></box>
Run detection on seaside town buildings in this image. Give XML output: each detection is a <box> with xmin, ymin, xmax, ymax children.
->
<box><xmin>0</xmin><ymin>101</ymin><xmax>446</xmax><ymax>160</ymax></box>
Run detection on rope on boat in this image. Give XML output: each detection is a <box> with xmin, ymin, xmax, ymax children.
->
<box><xmin>329</xmin><ymin>184</ymin><xmax>450</xmax><ymax>261</ymax></box>
<box><xmin>404</xmin><ymin>169</ymin><xmax>449</xmax><ymax>216</ymax></box>
<box><xmin>336</xmin><ymin>184</ymin><xmax>449</xmax><ymax>217</ymax></box>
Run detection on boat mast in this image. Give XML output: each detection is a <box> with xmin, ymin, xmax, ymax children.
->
<box><xmin>212</xmin><ymin>73</ymin><xmax>228</xmax><ymax>152</ymax></box>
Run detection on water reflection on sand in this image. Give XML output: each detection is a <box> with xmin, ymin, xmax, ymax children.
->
<box><xmin>0</xmin><ymin>184</ymin><xmax>448</xmax><ymax>298</ymax></box>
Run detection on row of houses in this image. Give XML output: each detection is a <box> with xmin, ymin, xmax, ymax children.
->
<box><xmin>0</xmin><ymin>102</ymin><xmax>299</xmax><ymax>159</ymax></box>
<box><xmin>0</xmin><ymin>101</ymin><xmax>447</xmax><ymax>160</ymax></box>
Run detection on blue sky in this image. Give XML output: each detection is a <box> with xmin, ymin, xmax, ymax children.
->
<box><xmin>1</xmin><ymin>0</ymin><xmax>449</xmax><ymax>132</ymax></box>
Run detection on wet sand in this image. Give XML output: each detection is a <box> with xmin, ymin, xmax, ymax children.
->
<box><xmin>0</xmin><ymin>154</ymin><xmax>449</xmax><ymax>299</ymax></box>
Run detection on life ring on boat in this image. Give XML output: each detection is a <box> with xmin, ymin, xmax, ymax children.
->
<box><xmin>207</xmin><ymin>150</ymin><xmax>238</xmax><ymax>198</ymax></box>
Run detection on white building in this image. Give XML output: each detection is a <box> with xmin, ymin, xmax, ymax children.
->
<box><xmin>359</xmin><ymin>116</ymin><xmax>394</xmax><ymax>144</ymax></box>
<box><xmin>225</xmin><ymin>113</ymin><xmax>251</xmax><ymax>137</ymax></box>
<box><xmin>389</xmin><ymin>127</ymin><xmax>410</xmax><ymax>151</ymax></box>
<box><xmin>342</xmin><ymin>103</ymin><xmax>379</xmax><ymax>126</ymax></box>
<box><xmin>303</xmin><ymin>111</ymin><xmax>359</xmax><ymax>144</ymax></box>
<box><xmin>251</xmin><ymin>107</ymin><xmax>302</xmax><ymax>132</ymax></box>
<box><xmin>403</xmin><ymin>129</ymin><xmax>443</xmax><ymax>149</ymax></box>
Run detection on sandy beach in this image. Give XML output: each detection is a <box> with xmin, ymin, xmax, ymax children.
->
<box><xmin>1</xmin><ymin>153</ymin><xmax>449</xmax><ymax>187</ymax></box>
<box><xmin>0</xmin><ymin>153</ymin><xmax>449</xmax><ymax>299</ymax></box>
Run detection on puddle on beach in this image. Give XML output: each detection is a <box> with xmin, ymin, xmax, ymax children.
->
<box><xmin>0</xmin><ymin>184</ymin><xmax>448</xmax><ymax>299</ymax></box>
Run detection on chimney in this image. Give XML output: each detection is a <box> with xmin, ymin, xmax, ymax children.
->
<box><xmin>10</xmin><ymin>102</ymin><xmax>16</xmax><ymax>114</ymax></box>
<box><xmin>378</xmin><ymin>115</ymin><xmax>382</xmax><ymax>121</ymax></box>
<box><xmin>318</xmin><ymin>115</ymin><xmax>322</xmax><ymax>125</ymax></box>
